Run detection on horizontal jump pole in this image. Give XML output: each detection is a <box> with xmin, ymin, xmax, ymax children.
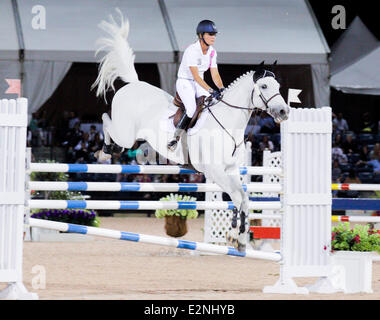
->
<box><xmin>28</xmin><ymin>163</ymin><xmax>283</xmax><ymax>176</ymax></box>
<box><xmin>28</xmin><ymin>181</ymin><xmax>282</xmax><ymax>193</ymax></box>
<box><xmin>249</xmin><ymin>197</ymin><xmax>380</xmax><ymax>211</ymax></box>
<box><xmin>27</xmin><ymin>218</ymin><xmax>281</xmax><ymax>261</ymax></box>
<box><xmin>249</xmin><ymin>214</ymin><xmax>380</xmax><ymax>223</ymax></box>
<box><xmin>28</xmin><ymin>200</ymin><xmax>282</xmax><ymax>211</ymax></box>
<box><xmin>332</xmin><ymin>183</ymin><xmax>380</xmax><ymax>191</ymax></box>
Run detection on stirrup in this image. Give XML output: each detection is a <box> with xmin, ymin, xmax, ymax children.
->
<box><xmin>167</xmin><ymin>139</ymin><xmax>178</xmax><ymax>151</ymax></box>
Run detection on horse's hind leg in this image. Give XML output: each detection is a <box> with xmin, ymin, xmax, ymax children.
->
<box><xmin>95</xmin><ymin>113</ymin><xmax>115</xmax><ymax>161</ymax></box>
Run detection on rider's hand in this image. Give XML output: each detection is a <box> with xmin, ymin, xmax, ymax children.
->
<box><xmin>210</xmin><ymin>88</ymin><xmax>223</xmax><ymax>100</ymax></box>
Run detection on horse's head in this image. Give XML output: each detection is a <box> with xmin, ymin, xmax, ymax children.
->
<box><xmin>251</xmin><ymin>62</ymin><xmax>290</xmax><ymax>123</ymax></box>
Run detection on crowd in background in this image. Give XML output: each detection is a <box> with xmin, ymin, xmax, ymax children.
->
<box><xmin>28</xmin><ymin>109</ymin><xmax>380</xmax><ymax>188</ymax></box>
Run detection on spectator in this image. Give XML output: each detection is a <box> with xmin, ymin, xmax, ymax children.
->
<box><xmin>368</xmin><ymin>154</ymin><xmax>380</xmax><ymax>174</ymax></box>
<box><xmin>88</xmin><ymin>125</ymin><xmax>102</xmax><ymax>143</ymax></box>
<box><xmin>63</xmin><ymin>121</ymin><xmax>83</xmax><ymax>147</ymax></box>
<box><xmin>369</xmin><ymin>143</ymin><xmax>380</xmax><ymax>161</ymax></box>
<box><xmin>88</xmin><ymin>132</ymin><xmax>103</xmax><ymax>161</ymax></box>
<box><xmin>68</xmin><ymin>111</ymin><xmax>80</xmax><ymax>129</ymax></box>
<box><xmin>355</xmin><ymin>145</ymin><xmax>371</xmax><ymax>168</ymax></box>
<box><xmin>333</xmin><ymin>112</ymin><xmax>349</xmax><ymax>134</ymax></box>
<box><xmin>332</xmin><ymin>143</ymin><xmax>348</xmax><ymax>165</ymax></box>
<box><xmin>341</xmin><ymin>134</ymin><xmax>358</xmax><ymax>155</ymax></box>
<box><xmin>29</xmin><ymin>113</ymin><xmax>42</xmax><ymax>147</ymax></box>
<box><xmin>360</xmin><ymin>112</ymin><xmax>377</xmax><ymax>134</ymax></box>
<box><xmin>333</xmin><ymin>133</ymin><xmax>343</xmax><ymax>148</ymax></box>
<box><xmin>73</xmin><ymin>132</ymin><xmax>90</xmax><ymax>162</ymax></box>
<box><xmin>332</xmin><ymin>159</ymin><xmax>342</xmax><ymax>182</ymax></box>
<box><xmin>259</xmin><ymin>135</ymin><xmax>274</xmax><ymax>152</ymax></box>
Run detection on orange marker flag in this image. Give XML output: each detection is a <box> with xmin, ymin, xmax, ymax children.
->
<box><xmin>5</xmin><ymin>79</ymin><xmax>21</xmax><ymax>97</ymax></box>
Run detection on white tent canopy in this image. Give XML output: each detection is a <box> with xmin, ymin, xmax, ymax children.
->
<box><xmin>166</xmin><ymin>0</ymin><xmax>328</xmax><ymax>64</ymax></box>
<box><xmin>330</xmin><ymin>17</ymin><xmax>378</xmax><ymax>76</ymax></box>
<box><xmin>330</xmin><ymin>16</ymin><xmax>380</xmax><ymax>96</ymax></box>
<box><xmin>331</xmin><ymin>45</ymin><xmax>380</xmax><ymax>95</ymax></box>
<box><xmin>18</xmin><ymin>0</ymin><xmax>174</xmax><ymax>63</ymax></box>
<box><xmin>0</xmin><ymin>0</ymin><xmax>330</xmax><ymax>115</ymax></box>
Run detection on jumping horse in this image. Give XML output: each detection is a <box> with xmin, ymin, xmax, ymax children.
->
<box><xmin>92</xmin><ymin>10</ymin><xmax>290</xmax><ymax>252</ymax></box>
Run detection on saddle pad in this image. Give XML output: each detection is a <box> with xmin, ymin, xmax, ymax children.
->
<box><xmin>160</xmin><ymin>104</ymin><xmax>209</xmax><ymax>136</ymax></box>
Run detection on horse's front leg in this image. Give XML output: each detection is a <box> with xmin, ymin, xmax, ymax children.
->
<box><xmin>203</xmin><ymin>164</ymin><xmax>247</xmax><ymax>252</ymax></box>
<box><xmin>226</xmin><ymin>166</ymin><xmax>250</xmax><ymax>252</ymax></box>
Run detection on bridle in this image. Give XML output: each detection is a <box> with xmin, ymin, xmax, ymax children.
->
<box><xmin>204</xmin><ymin>75</ymin><xmax>281</xmax><ymax>156</ymax></box>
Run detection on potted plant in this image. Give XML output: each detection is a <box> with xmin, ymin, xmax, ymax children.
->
<box><xmin>330</xmin><ymin>222</ymin><xmax>380</xmax><ymax>293</ymax></box>
<box><xmin>155</xmin><ymin>194</ymin><xmax>198</xmax><ymax>237</ymax></box>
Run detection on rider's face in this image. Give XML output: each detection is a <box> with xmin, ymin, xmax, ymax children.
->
<box><xmin>203</xmin><ymin>32</ymin><xmax>216</xmax><ymax>45</ymax></box>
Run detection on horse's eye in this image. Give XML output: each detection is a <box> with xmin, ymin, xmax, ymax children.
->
<box><xmin>261</xmin><ymin>84</ymin><xmax>267</xmax><ymax>89</ymax></box>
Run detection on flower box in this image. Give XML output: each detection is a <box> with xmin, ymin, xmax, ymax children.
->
<box><xmin>331</xmin><ymin>251</ymin><xmax>374</xmax><ymax>293</ymax></box>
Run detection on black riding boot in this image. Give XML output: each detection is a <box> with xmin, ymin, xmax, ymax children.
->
<box><xmin>167</xmin><ymin>113</ymin><xmax>192</xmax><ymax>151</ymax></box>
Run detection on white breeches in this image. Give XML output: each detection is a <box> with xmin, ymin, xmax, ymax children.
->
<box><xmin>176</xmin><ymin>78</ymin><xmax>209</xmax><ymax>117</ymax></box>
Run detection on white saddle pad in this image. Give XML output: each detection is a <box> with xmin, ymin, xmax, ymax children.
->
<box><xmin>160</xmin><ymin>105</ymin><xmax>209</xmax><ymax>136</ymax></box>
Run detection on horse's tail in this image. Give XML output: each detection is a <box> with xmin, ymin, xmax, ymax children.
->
<box><xmin>91</xmin><ymin>8</ymin><xmax>139</xmax><ymax>101</ymax></box>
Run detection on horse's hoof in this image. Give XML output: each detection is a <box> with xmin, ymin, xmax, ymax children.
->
<box><xmin>226</xmin><ymin>231</ymin><xmax>238</xmax><ymax>249</ymax></box>
<box><xmin>95</xmin><ymin>150</ymin><xmax>112</xmax><ymax>161</ymax></box>
<box><xmin>237</xmin><ymin>243</ymin><xmax>246</xmax><ymax>253</ymax></box>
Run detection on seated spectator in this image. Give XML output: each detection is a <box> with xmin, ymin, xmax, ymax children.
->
<box><xmin>357</xmin><ymin>145</ymin><xmax>370</xmax><ymax>163</ymax></box>
<box><xmin>333</xmin><ymin>133</ymin><xmax>343</xmax><ymax>148</ymax></box>
<box><xmin>88</xmin><ymin>132</ymin><xmax>103</xmax><ymax>161</ymax></box>
<box><xmin>88</xmin><ymin>125</ymin><xmax>100</xmax><ymax>143</ymax></box>
<box><xmin>62</xmin><ymin>121</ymin><xmax>83</xmax><ymax>147</ymax></box>
<box><xmin>259</xmin><ymin>135</ymin><xmax>274</xmax><ymax>152</ymax></box>
<box><xmin>359</xmin><ymin>112</ymin><xmax>377</xmax><ymax>134</ymax></box>
<box><xmin>332</xmin><ymin>159</ymin><xmax>342</xmax><ymax>182</ymax></box>
<box><xmin>369</xmin><ymin>143</ymin><xmax>380</xmax><ymax>161</ymax></box>
<box><xmin>341</xmin><ymin>133</ymin><xmax>358</xmax><ymax>155</ymax></box>
<box><xmin>368</xmin><ymin>155</ymin><xmax>380</xmax><ymax>174</ymax></box>
<box><xmin>333</xmin><ymin>112</ymin><xmax>349</xmax><ymax>134</ymax></box>
<box><xmin>332</xmin><ymin>143</ymin><xmax>348</xmax><ymax>165</ymax></box>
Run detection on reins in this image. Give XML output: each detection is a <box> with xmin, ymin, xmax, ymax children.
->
<box><xmin>202</xmin><ymin>84</ymin><xmax>281</xmax><ymax>156</ymax></box>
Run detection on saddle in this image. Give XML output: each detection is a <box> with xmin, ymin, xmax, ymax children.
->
<box><xmin>171</xmin><ymin>92</ymin><xmax>206</xmax><ymax>129</ymax></box>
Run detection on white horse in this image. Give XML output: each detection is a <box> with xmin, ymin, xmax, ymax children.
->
<box><xmin>92</xmin><ymin>10</ymin><xmax>290</xmax><ymax>252</ymax></box>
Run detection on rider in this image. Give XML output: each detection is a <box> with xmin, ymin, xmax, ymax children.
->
<box><xmin>167</xmin><ymin>20</ymin><xmax>226</xmax><ymax>151</ymax></box>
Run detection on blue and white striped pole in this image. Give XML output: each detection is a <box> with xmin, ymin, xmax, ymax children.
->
<box><xmin>28</xmin><ymin>181</ymin><xmax>283</xmax><ymax>193</ymax></box>
<box><xmin>28</xmin><ymin>218</ymin><xmax>281</xmax><ymax>261</ymax></box>
<box><xmin>28</xmin><ymin>163</ymin><xmax>282</xmax><ymax>176</ymax></box>
<box><xmin>28</xmin><ymin>200</ymin><xmax>282</xmax><ymax>211</ymax></box>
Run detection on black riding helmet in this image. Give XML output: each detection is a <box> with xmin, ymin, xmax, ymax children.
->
<box><xmin>196</xmin><ymin>20</ymin><xmax>217</xmax><ymax>46</ymax></box>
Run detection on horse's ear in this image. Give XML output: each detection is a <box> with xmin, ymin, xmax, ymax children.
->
<box><xmin>253</xmin><ymin>64</ymin><xmax>265</xmax><ymax>82</ymax></box>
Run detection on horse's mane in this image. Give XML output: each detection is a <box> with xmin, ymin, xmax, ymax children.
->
<box><xmin>225</xmin><ymin>71</ymin><xmax>254</xmax><ymax>92</ymax></box>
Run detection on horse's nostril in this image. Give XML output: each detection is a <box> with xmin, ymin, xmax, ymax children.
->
<box><xmin>280</xmin><ymin>109</ymin><xmax>285</xmax><ymax>115</ymax></box>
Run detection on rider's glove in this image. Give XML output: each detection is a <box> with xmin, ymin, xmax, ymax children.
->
<box><xmin>210</xmin><ymin>88</ymin><xmax>223</xmax><ymax>100</ymax></box>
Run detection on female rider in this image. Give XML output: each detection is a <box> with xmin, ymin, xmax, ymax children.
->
<box><xmin>167</xmin><ymin>20</ymin><xmax>226</xmax><ymax>151</ymax></box>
